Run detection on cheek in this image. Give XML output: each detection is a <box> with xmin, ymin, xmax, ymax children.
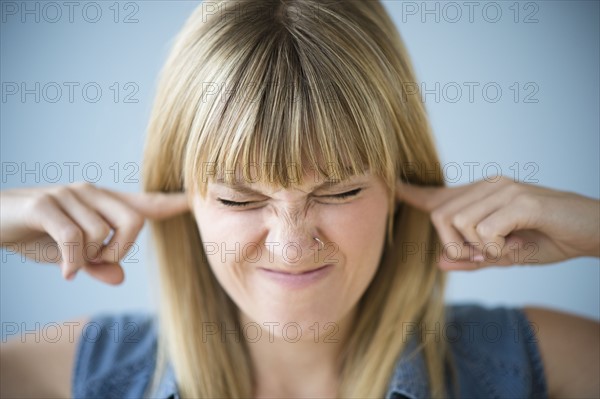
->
<box><xmin>320</xmin><ymin>199</ymin><xmax>388</xmax><ymax>263</ymax></box>
<box><xmin>193</xmin><ymin>204</ymin><xmax>262</xmax><ymax>244</ymax></box>
<box><xmin>191</xmin><ymin>202</ymin><xmax>264</xmax><ymax>286</ymax></box>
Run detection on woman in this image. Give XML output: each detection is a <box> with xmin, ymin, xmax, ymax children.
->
<box><xmin>1</xmin><ymin>0</ymin><xmax>598</xmax><ymax>398</ymax></box>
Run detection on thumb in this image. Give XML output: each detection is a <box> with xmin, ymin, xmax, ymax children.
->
<box><xmin>80</xmin><ymin>262</ymin><xmax>125</xmax><ymax>285</ymax></box>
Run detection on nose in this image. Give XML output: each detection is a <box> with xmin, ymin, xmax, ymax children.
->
<box><xmin>264</xmin><ymin>205</ymin><xmax>322</xmax><ymax>268</ymax></box>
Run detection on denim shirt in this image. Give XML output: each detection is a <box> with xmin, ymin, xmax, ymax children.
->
<box><xmin>72</xmin><ymin>303</ymin><xmax>548</xmax><ymax>398</ymax></box>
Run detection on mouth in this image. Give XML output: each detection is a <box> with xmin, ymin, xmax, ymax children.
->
<box><xmin>258</xmin><ymin>265</ymin><xmax>331</xmax><ymax>275</ymax></box>
<box><xmin>257</xmin><ymin>264</ymin><xmax>335</xmax><ymax>288</ymax></box>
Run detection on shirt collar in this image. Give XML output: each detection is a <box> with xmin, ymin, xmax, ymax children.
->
<box><xmin>384</xmin><ymin>335</ymin><xmax>431</xmax><ymax>399</ymax></box>
<box><xmin>152</xmin><ymin>360</ymin><xmax>179</xmax><ymax>399</ymax></box>
<box><xmin>152</xmin><ymin>336</ymin><xmax>430</xmax><ymax>399</ymax></box>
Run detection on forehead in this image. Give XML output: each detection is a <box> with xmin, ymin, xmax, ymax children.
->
<box><xmin>206</xmin><ymin>164</ymin><xmax>373</xmax><ymax>196</ymax></box>
<box><xmin>204</xmin><ymin>162</ymin><xmax>366</xmax><ymax>185</ymax></box>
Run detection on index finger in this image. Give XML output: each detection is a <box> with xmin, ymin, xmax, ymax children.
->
<box><xmin>395</xmin><ymin>179</ymin><xmax>462</xmax><ymax>212</ymax></box>
<box><xmin>107</xmin><ymin>191</ymin><xmax>190</xmax><ymax>220</ymax></box>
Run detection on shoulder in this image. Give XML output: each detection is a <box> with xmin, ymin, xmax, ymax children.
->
<box><xmin>444</xmin><ymin>303</ymin><xmax>548</xmax><ymax>398</ymax></box>
<box><xmin>72</xmin><ymin>311</ymin><xmax>159</xmax><ymax>398</ymax></box>
<box><xmin>0</xmin><ymin>315</ymin><xmax>89</xmax><ymax>398</ymax></box>
<box><xmin>520</xmin><ymin>306</ymin><xmax>599</xmax><ymax>398</ymax></box>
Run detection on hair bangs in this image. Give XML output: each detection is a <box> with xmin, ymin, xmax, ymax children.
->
<box><xmin>185</xmin><ymin>26</ymin><xmax>394</xmax><ymax>198</ymax></box>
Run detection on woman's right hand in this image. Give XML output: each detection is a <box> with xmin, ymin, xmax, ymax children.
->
<box><xmin>0</xmin><ymin>182</ymin><xmax>189</xmax><ymax>285</ymax></box>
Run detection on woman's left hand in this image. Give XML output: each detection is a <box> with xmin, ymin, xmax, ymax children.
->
<box><xmin>395</xmin><ymin>176</ymin><xmax>600</xmax><ymax>270</ymax></box>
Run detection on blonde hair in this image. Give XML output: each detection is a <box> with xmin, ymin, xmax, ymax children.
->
<box><xmin>142</xmin><ymin>0</ymin><xmax>456</xmax><ymax>397</ymax></box>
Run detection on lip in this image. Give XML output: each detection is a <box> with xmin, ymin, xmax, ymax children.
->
<box><xmin>257</xmin><ymin>264</ymin><xmax>334</xmax><ymax>289</ymax></box>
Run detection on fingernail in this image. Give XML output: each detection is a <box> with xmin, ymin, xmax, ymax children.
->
<box><xmin>473</xmin><ymin>255</ymin><xmax>485</xmax><ymax>262</ymax></box>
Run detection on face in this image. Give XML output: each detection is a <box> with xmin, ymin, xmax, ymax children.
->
<box><xmin>190</xmin><ymin>166</ymin><xmax>390</xmax><ymax>341</ymax></box>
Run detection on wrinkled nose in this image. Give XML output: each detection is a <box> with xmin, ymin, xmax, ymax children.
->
<box><xmin>265</xmin><ymin>207</ymin><xmax>322</xmax><ymax>268</ymax></box>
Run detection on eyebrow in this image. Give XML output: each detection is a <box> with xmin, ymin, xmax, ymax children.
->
<box><xmin>214</xmin><ymin>168</ymin><xmax>366</xmax><ymax>196</ymax></box>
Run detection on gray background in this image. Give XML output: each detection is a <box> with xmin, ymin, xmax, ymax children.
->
<box><xmin>1</xmin><ymin>1</ymin><xmax>598</xmax><ymax>338</ymax></box>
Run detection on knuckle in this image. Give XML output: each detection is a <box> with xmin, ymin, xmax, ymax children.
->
<box><xmin>475</xmin><ymin>222</ymin><xmax>494</xmax><ymax>239</ymax></box>
<box><xmin>496</xmin><ymin>175</ymin><xmax>512</xmax><ymax>185</ymax></box>
<box><xmin>29</xmin><ymin>192</ymin><xmax>54</xmax><ymax>212</ymax></box>
<box><xmin>451</xmin><ymin>214</ymin><xmax>469</xmax><ymax>230</ymax></box>
<box><xmin>123</xmin><ymin>213</ymin><xmax>145</xmax><ymax>232</ymax></box>
<box><xmin>89</xmin><ymin>224</ymin><xmax>112</xmax><ymax>244</ymax></box>
<box><xmin>501</xmin><ymin>180</ymin><xmax>523</xmax><ymax>196</ymax></box>
<box><xmin>70</xmin><ymin>181</ymin><xmax>95</xmax><ymax>192</ymax></box>
<box><xmin>512</xmin><ymin>192</ymin><xmax>539</xmax><ymax>209</ymax></box>
<box><xmin>430</xmin><ymin>208</ymin><xmax>447</xmax><ymax>225</ymax></box>
<box><xmin>476</xmin><ymin>177</ymin><xmax>492</xmax><ymax>186</ymax></box>
<box><xmin>59</xmin><ymin>224</ymin><xmax>83</xmax><ymax>243</ymax></box>
<box><xmin>51</xmin><ymin>185</ymin><xmax>73</xmax><ymax>198</ymax></box>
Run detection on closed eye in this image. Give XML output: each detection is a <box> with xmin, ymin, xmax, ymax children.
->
<box><xmin>217</xmin><ymin>188</ymin><xmax>363</xmax><ymax>208</ymax></box>
<box><xmin>217</xmin><ymin>198</ymin><xmax>255</xmax><ymax>207</ymax></box>
<box><xmin>323</xmin><ymin>188</ymin><xmax>363</xmax><ymax>200</ymax></box>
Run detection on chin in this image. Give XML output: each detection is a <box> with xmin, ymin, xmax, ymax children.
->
<box><xmin>243</xmin><ymin>305</ymin><xmax>344</xmax><ymax>340</ymax></box>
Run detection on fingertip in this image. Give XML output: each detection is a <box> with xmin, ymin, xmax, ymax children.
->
<box><xmin>66</xmin><ymin>270</ymin><xmax>78</xmax><ymax>281</ymax></box>
<box><xmin>62</xmin><ymin>264</ymin><xmax>78</xmax><ymax>281</ymax></box>
<box><xmin>106</xmin><ymin>274</ymin><xmax>125</xmax><ymax>286</ymax></box>
<box><xmin>82</xmin><ymin>262</ymin><xmax>125</xmax><ymax>285</ymax></box>
<box><xmin>395</xmin><ymin>183</ymin><xmax>408</xmax><ymax>203</ymax></box>
<box><xmin>110</xmin><ymin>266</ymin><xmax>126</xmax><ymax>285</ymax></box>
